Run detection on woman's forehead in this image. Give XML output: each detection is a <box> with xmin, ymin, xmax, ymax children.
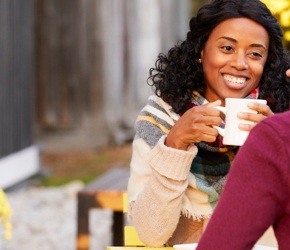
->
<box><xmin>208</xmin><ymin>18</ymin><xmax>269</xmax><ymax>49</ymax></box>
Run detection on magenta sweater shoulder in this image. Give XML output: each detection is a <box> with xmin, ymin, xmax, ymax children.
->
<box><xmin>197</xmin><ymin>111</ymin><xmax>290</xmax><ymax>250</ymax></box>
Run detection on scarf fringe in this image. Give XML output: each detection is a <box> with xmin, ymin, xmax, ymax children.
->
<box><xmin>181</xmin><ymin>207</ymin><xmax>212</xmax><ymax>222</ymax></box>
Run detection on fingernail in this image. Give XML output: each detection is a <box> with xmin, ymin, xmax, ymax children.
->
<box><xmin>237</xmin><ymin>112</ymin><xmax>244</xmax><ymax>118</ymax></box>
<box><xmin>238</xmin><ymin>124</ymin><xmax>246</xmax><ymax>130</ymax></box>
<box><xmin>248</xmin><ymin>102</ymin><xmax>255</xmax><ymax>108</ymax></box>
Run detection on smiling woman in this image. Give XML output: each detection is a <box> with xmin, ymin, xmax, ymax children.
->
<box><xmin>201</xmin><ymin>18</ymin><xmax>269</xmax><ymax>102</ymax></box>
<box><xmin>126</xmin><ymin>0</ymin><xmax>290</xmax><ymax>248</ymax></box>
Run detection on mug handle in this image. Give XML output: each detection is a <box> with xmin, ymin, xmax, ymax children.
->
<box><xmin>212</xmin><ymin>106</ymin><xmax>226</xmax><ymax>137</ymax></box>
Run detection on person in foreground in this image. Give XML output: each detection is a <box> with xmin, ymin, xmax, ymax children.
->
<box><xmin>197</xmin><ymin>110</ymin><xmax>290</xmax><ymax>250</ymax></box>
<box><xmin>127</xmin><ymin>0</ymin><xmax>290</xmax><ymax>247</ymax></box>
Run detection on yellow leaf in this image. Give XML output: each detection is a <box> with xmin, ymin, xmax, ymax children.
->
<box><xmin>280</xmin><ymin>10</ymin><xmax>290</xmax><ymax>26</ymax></box>
<box><xmin>261</xmin><ymin>0</ymin><xmax>290</xmax><ymax>14</ymax></box>
<box><xmin>284</xmin><ymin>30</ymin><xmax>290</xmax><ymax>41</ymax></box>
<box><xmin>0</xmin><ymin>189</ymin><xmax>12</xmax><ymax>240</ymax></box>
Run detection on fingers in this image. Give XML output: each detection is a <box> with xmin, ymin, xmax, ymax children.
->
<box><xmin>190</xmin><ymin>100</ymin><xmax>222</xmax><ymax>119</ymax></box>
<box><xmin>237</xmin><ymin>110</ymin><xmax>264</xmax><ymax>131</ymax></box>
<box><xmin>191</xmin><ymin>123</ymin><xmax>219</xmax><ymax>139</ymax></box>
<box><xmin>238</xmin><ymin>123</ymin><xmax>255</xmax><ymax>131</ymax></box>
<box><xmin>166</xmin><ymin>125</ymin><xmax>218</xmax><ymax>149</ymax></box>
<box><xmin>236</xmin><ymin>101</ymin><xmax>274</xmax><ymax>132</ymax></box>
<box><xmin>193</xmin><ymin>133</ymin><xmax>218</xmax><ymax>143</ymax></box>
<box><xmin>237</xmin><ymin>111</ymin><xmax>265</xmax><ymax>124</ymax></box>
<box><xmin>166</xmin><ymin>100</ymin><xmax>224</xmax><ymax>150</ymax></box>
<box><xmin>247</xmin><ymin>102</ymin><xmax>274</xmax><ymax>117</ymax></box>
<box><xmin>189</xmin><ymin>101</ymin><xmax>223</xmax><ymax>139</ymax></box>
<box><xmin>188</xmin><ymin>111</ymin><xmax>222</xmax><ymax>126</ymax></box>
<box><xmin>237</xmin><ymin>102</ymin><xmax>274</xmax><ymax>131</ymax></box>
<box><xmin>205</xmin><ymin>99</ymin><xmax>222</xmax><ymax>108</ymax></box>
<box><xmin>199</xmin><ymin>128</ymin><xmax>220</xmax><ymax>143</ymax></box>
<box><xmin>237</xmin><ymin>102</ymin><xmax>273</xmax><ymax>122</ymax></box>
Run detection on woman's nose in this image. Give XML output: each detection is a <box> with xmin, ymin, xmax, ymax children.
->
<box><xmin>230</xmin><ymin>53</ymin><xmax>249</xmax><ymax>70</ymax></box>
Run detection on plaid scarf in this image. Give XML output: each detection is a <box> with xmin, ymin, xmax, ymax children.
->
<box><xmin>177</xmin><ymin>90</ymin><xmax>260</xmax><ymax>211</ymax></box>
<box><xmin>134</xmin><ymin>89</ymin><xmax>259</xmax><ymax>219</ymax></box>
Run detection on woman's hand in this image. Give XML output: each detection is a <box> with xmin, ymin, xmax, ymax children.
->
<box><xmin>237</xmin><ymin>101</ymin><xmax>274</xmax><ymax>131</ymax></box>
<box><xmin>165</xmin><ymin>100</ymin><xmax>222</xmax><ymax>150</ymax></box>
<box><xmin>238</xmin><ymin>69</ymin><xmax>290</xmax><ymax>132</ymax></box>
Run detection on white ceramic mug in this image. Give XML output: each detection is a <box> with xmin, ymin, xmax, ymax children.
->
<box><xmin>173</xmin><ymin>243</ymin><xmax>277</xmax><ymax>250</ymax></box>
<box><xmin>173</xmin><ymin>243</ymin><xmax>198</xmax><ymax>250</ymax></box>
<box><xmin>213</xmin><ymin>98</ymin><xmax>267</xmax><ymax>146</ymax></box>
<box><xmin>253</xmin><ymin>246</ymin><xmax>278</xmax><ymax>250</ymax></box>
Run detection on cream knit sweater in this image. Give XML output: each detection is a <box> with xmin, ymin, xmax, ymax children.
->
<box><xmin>127</xmin><ymin>95</ymin><xmax>212</xmax><ymax>247</ymax></box>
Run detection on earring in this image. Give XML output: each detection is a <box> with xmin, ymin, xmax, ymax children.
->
<box><xmin>198</xmin><ymin>58</ymin><xmax>202</xmax><ymax>63</ymax></box>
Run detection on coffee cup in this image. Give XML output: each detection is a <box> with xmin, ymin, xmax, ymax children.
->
<box><xmin>173</xmin><ymin>243</ymin><xmax>198</xmax><ymax>250</ymax></box>
<box><xmin>173</xmin><ymin>243</ymin><xmax>276</xmax><ymax>250</ymax></box>
<box><xmin>213</xmin><ymin>98</ymin><xmax>267</xmax><ymax>146</ymax></box>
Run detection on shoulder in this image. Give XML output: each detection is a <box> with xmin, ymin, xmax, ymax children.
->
<box><xmin>137</xmin><ymin>95</ymin><xmax>179</xmax><ymax>125</ymax></box>
<box><xmin>258</xmin><ymin>111</ymin><xmax>290</xmax><ymax>140</ymax></box>
<box><xmin>146</xmin><ymin>95</ymin><xmax>176</xmax><ymax>116</ymax></box>
<box><xmin>134</xmin><ymin>95</ymin><xmax>179</xmax><ymax>147</ymax></box>
<box><xmin>245</xmin><ymin>111</ymin><xmax>290</xmax><ymax>159</ymax></box>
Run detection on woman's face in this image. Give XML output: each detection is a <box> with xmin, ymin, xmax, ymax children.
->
<box><xmin>200</xmin><ymin>18</ymin><xmax>269</xmax><ymax>104</ymax></box>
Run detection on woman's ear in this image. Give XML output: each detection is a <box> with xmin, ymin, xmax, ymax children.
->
<box><xmin>200</xmin><ymin>50</ymin><xmax>204</xmax><ymax>62</ymax></box>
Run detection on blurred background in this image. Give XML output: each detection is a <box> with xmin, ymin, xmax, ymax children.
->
<box><xmin>0</xmin><ymin>0</ymin><xmax>289</xmax><ymax>249</ymax></box>
<box><xmin>0</xmin><ymin>0</ymin><xmax>207</xmax><ymax>189</ymax></box>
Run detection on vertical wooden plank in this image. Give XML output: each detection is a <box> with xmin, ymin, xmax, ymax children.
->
<box><xmin>35</xmin><ymin>0</ymin><xmax>85</xmax><ymax>129</ymax></box>
<box><xmin>0</xmin><ymin>0</ymin><xmax>34</xmax><ymax>157</ymax></box>
<box><xmin>35</xmin><ymin>0</ymin><xmax>191</xmax><ymax>148</ymax></box>
<box><xmin>100</xmin><ymin>0</ymin><xmax>125</xmax><ymax>142</ymax></box>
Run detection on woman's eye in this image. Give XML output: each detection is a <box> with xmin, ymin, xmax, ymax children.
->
<box><xmin>251</xmin><ymin>52</ymin><xmax>263</xmax><ymax>58</ymax></box>
<box><xmin>221</xmin><ymin>46</ymin><xmax>234</xmax><ymax>52</ymax></box>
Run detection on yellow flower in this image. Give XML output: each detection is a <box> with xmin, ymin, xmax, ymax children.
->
<box><xmin>261</xmin><ymin>0</ymin><xmax>290</xmax><ymax>15</ymax></box>
<box><xmin>261</xmin><ymin>0</ymin><xmax>290</xmax><ymax>44</ymax></box>
<box><xmin>0</xmin><ymin>189</ymin><xmax>12</xmax><ymax>240</ymax></box>
<box><xmin>285</xmin><ymin>31</ymin><xmax>290</xmax><ymax>41</ymax></box>
<box><xmin>280</xmin><ymin>9</ymin><xmax>290</xmax><ymax>26</ymax></box>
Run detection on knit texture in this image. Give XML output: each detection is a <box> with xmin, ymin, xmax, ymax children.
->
<box><xmin>127</xmin><ymin>91</ymin><xmax>258</xmax><ymax>246</ymax></box>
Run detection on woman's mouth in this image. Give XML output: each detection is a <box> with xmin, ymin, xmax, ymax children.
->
<box><xmin>223</xmin><ymin>74</ymin><xmax>248</xmax><ymax>89</ymax></box>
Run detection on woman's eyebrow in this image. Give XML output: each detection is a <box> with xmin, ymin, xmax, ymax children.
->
<box><xmin>217</xmin><ymin>36</ymin><xmax>267</xmax><ymax>50</ymax></box>
<box><xmin>217</xmin><ymin>36</ymin><xmax>237</xmax><ymax>43</ymax></box>
<box><xmin>249</xmin><ymin>43</ymin><xmax>267</xmax><ymax>50</ymax></box>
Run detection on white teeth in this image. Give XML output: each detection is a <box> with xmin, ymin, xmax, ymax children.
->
<box><xmin>224</xmin><ymin>74</ymin><xmax>246</xmax><ymax>84</ymax></box>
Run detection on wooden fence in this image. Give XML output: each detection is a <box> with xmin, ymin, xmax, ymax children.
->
<box><xmin>35</xmin><ymin>0</ymin><xmax>191</xmax><ymax>149</ymax></box>
<box><xmin>0</xmin><ymin>0</ymin><xmax>39</xmax><ymax>188</ymax></box>
<box><xmin>0</xmin><ymin>0</ymin><xmax>34</xmax><ymax>158</ymax></box>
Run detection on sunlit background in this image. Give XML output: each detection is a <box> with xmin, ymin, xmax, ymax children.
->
<box><xmin>0</xmin><ymin>1</ymin><xmax>289</xmax><ymax>249</ymax></box>
<box><xmin>262</xmin><ymin>0</ymin><xmax>290</xmax><ymax>48</ymax></box>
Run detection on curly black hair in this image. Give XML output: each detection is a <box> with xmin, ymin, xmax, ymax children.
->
<box><xmin>148</xmin><ymin>0</ymin><xmax>290</xmax><ymax>114</ymax></box>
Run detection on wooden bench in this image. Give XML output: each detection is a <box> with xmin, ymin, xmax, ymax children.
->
<box><xmin>76</xmin><ymin>167</ymin><xmax>130</xmax><ymax>250</ymax></box>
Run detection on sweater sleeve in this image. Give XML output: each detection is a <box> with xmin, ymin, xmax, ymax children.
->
<box><xmin>197</xmin><ymin>120</ymin><xmax>288</xmax><ymax>250</ymax></box>
<box><xmin>127</xmin><ymin>135</ymin><xmax>197</xmax><ymax>247</ymax></box>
